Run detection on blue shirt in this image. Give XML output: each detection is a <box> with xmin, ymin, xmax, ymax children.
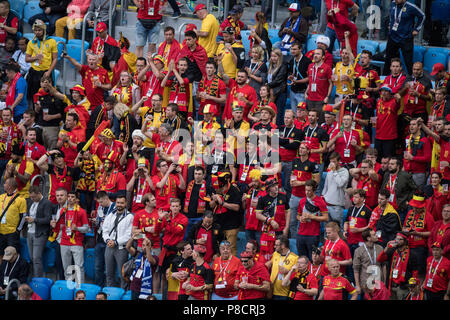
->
<box><xmin>389</xmin><ymin>1</ymin><xmax>425</xmax><ymax>43</ymax></box>
<box><xmin>13</xmin><ymin>76</ymin><xmax>28</xmax><ymax>116</ymax></box>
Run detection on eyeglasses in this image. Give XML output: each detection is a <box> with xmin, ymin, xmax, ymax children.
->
<box><xmin>240</xmin><ymin>259</ymin><xmax>249</xmax><ymax>263</ymax></box>
<box><xmin>220</xmin><ymin>240</ymin><xmax>231</xmax><ymax>246</ymax></box>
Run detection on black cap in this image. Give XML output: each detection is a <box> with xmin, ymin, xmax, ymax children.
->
<box><xmin>223</xmin><ymin>26</ymin><xmax>234</xmax><ymax>35</ymax></box>
<box><xmin>11</xmin><ymin>143</ymin><xmax>25</xmax><ymax>156</ymax></box>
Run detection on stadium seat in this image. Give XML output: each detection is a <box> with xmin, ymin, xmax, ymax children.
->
<box><xmin>75</xmin><ymin>283</ymin><xmax>101</xmax><ymax>300</ymax></box>
<box><xmin>431</xmin><ymin>0</ymin><xmax>450</xmax><ymax>23</ymax></box>
<box><xmin>426</xmin><ymin>47</ymin><xmax>450</xmax><ymax>59</ymax></box>
<box><xmin>102</xmin><ymin>287</ymin><xmax>125</xmax><ymax>300</ymax></box>
<box><xmin>66</xmin><ymin>43</ymin><xmax>85</xmax><ymax>68</ymax></box>
<box><xmin>23</xmin><ymin>33</ymin><xmax>35</xmax><ymax>41</ymax></box>
<box><xmin>49</xmin><ymin>36</ymin><xmax>67</xmax><ymax>61</ymax></box>
<box><xmin>357</xmin><ymin>39</ymin><xmax>379</xmax><ymax>56</ymax></box>
<box><xmin>268</xmin><ymin>29</ymin><xmax>281</xmax><ymax>46</ymax></box>
<box><xmin>241</xmin><ymin>30</ymin><xmax>251</xmax><ymax>54</ymax></box>
<box><xmin>29</xmin><ymin>277</ymin><xmax>53</xmax><ymax>300</ymax></box>
<box><xmin>23</xmin><ymin>1</ymin><xmax>43</xmax><ymax>24</ymax></box>
<box><xmin>424</xmin><ymin>51</ymin><xmax>448</xmax><ymax>72</ymax></box>
<box><xmin>153</xmin><ymin>293</ymin><xmax>163</xmax><ymax>300</ymax></box>
<box><xmin>67</xmin><ymin>39</ymin><xmax>90</xmax><ymax>49</ymax></box>
<box><xmin>306</xmin><ymin>34</ymin><xmax>321</xmax><ymax>52</ymax></box>
<box><xmin>52</xmin><ymin>69</ymin><xmax>60</xmax><ymax>87</ymax></box>
<box><xmin>51</xmin><ymin>280</ymin><xmax>76</xmax><ymax>300</ymax></box>
<box><xmin>122</xmin><ymin>290</ymin><xmax>132</xmax><ymax>300</ymax></box>
<box><xmin>309</xmin><ymin>0</ymin><xmax>321</xmax><ymax>14</ymax></box>
<box><xmin>289</xmin><ymin>238</ymin><xmax>297</xmax><ymax>255</ymax></box>
<box><xmin>84</xmin><ymin>248</ymin><xmax>96</xmax><ymax>281</ymax></box>
<box><xmin>237</xmin><ymin>231</ymin><xmax>246</xmax><ymax>256</ymax></box>
<box><xmin>43</xmin><ymin>241</ymin><xmax>56</xmax><ymax>273</ymax></box>
<box><xmin>378</xmin><ymin>41</ymin><xmax>387</xmax><ymax>54</ymax></box>
<box><xmin>343</xmin><ymin>209</ymin><xmax>349</xmax><ymax>222</ymax></box>
<box><xmin>413</xmin><ymin>45</ymin><xmax>427</xmax><ymax>64</ymax></box>
<box><xmin>19</xmin><ymin>237</ymin><xmax>30</xmax><ymax>263</ymax></box>
<box><xmin>10</xmin><ymin>0</ymin><xmax>26</xmax><ymax>20</ymax></box>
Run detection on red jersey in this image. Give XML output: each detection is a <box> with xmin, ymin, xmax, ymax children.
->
<box><xmin>303</xmin><ymin>124</ymin><xmax>329</xmax><ymax>164</ymax></box>
<box><xmin>223</xmin><ymin>78</ymin><xmax>258</xmax><ymax>121</ymax></box>
<box><xmin>345</xmin><ymin>205</ymin><xmax>371</xmax><ymax>245</ymax></box>
<box><xmin>212</xmin><ymin>256</ymin><xmax>242</xmax><ymax>298</ymax></box>
<box><xmin>59</xmin><ymin>125</ymin><xmax>86</xmax><ymax>167</ymax></box>
<box><xmin>306</xmin><ymin>62</ymin><xmax>332</xmax><ymax>102</ymax></box>
<box><xmin>157</xmin><ymin>40</ymin><xmax>181</xmax><ymax>68</ymax></box>
<box><xmin>322</xmin><ymin>274</ymin><xmax>356</xmax><ymax>300</ymax></box>
<box><xmin>93</xmin><ymin>140</ymin><xmax>124</xmax><ymax>168</ymax></box>
<box><xmin>130</xmin><ymin>177</ymin><xmax>153</xmax><ymax>213</ymax></box>
<box><xmin>48</xmin><ymin>165</ymin><xmax>75</xmax><ymax>204</ymax></box>
<box><xmin>403</xmin><ymin>210</ymin><xmax>435</xmax><ymax>248</ymax></box>
<box><xmin>291</xmin><ymin>158</ymin><xmax>318</xmax><ymax>198</ymax></box>
<box><xmin>330</xmin><ymin>129</ymin><xmax>361</xmax><ymax>164</ymax></box>
<box><xmin>151</xmin><ymin>173</ymin><xmax>180</xmax><ymax>208</ymax></box>
<box><xmin>0</xmin><ymin>122</ymin><xmax>21</xmax><ymax>159</ymax></box>
<box><xmin>424</xmin><ymin>256</ymin><xmax>450</xmax><ymax>293</ymax></box>
<box><xmin>321</xmin><ymin>238</ymin><xmax>352</xmax><ymax>275</ymax></box>
<box><xmin>23</xmin><ymin>141</ymin><xmax>46</xmax><ymax>179</ymax></box>
<box><xmin>188</xmin><ymin>262</ymin><xmax>214</xmax><ymax>300</ymax></box>
<box><xmin>151</xmin><ymin>135</ymin><xmax>183</xmax><ymax>175</ymax></box>
<box><xmin>244</xmin><ymin>188</ymin><xmax>266</xmax><ymax>231</ymax></box>
<box><xmin>404</xmin><ymin>133</ymin><xmax>432</xmax><ymax>174</ymax></box>
<box><xmin>439</xmin><ymin>139</ymin><xmax>450</xmax><ymax>181</ymax></box>
<box><xmin>403</xmin><ymin>79</ymin><xmax>430</xmax><ymax>115</ymax></box>
<box><xmin>167</xmin><ymin>77</ymin><xmax>190</xmax><ymax>112</ymax></box>
<box><xmin>356</xmin><ymin>174</ymin><xmax>379</xmax><ymax>209</ymax></box>
<box><xmin>0</xmin><ymin>15</ymin><xmax>18</xmax><ymax>45</ymax></box>
<box><xmin>137</xmin><ymin>0</ymin><xmax>162</xmax><ymax>20</ymax></box>
<box><xmin>155</xmin><ymin>212</ymin><xmax>188</xmax><ymax>248</ymax></box>
<box><xmin>325</xmin><ymin>0</ymin><xmax>355</xmax><ymax>30</ymax></box>
<box><xmin>198</xmin><ymin>76</ymin><xmax>227</xmax><ymax>117</ymax></box>
<box><xmin>60</xmin><ymin>206</ymin><xmax>89</xmax><ymax>246</ymax></box>
<box><xmin>133</xmin><ymin>208</ymin><xmax>161</xmax><ymax>249</ymax></box>
<box><xmin>80</xmin><ymin>65</ymin><xmax>110</xmax><ymax>108</ymax></box>
<box><xmin>288</xmin><ymin>271</ymin><xmax>319</xmax><ymax>300</ymax></box>
<box><xmin>96</xmin><ymin>169</ymin><xmax>127</xmax><ymax>194</ymax></box>
<box><xmin>236</xmin><ymin>263</ymin><xmax>271</xmax><ymax>300</ymax></box>
<box><xmin>375</xmin><ymin>97</ymin><xmax>399</xmax><ymax>139</ymax></box>
<box><xmin>382</xmin><ymin>74</ymin><xmax>406</xmax><ymax>94</ymax></box>
<box><xmin>297</xmin><ymin>196</ymin><xmax>328</xmax><ymax>236</ymax></box>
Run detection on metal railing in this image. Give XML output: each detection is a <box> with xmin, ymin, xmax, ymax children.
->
<box><xmin>5</xmin><ymin>279</ymin><xmax>21</xmax><ymax>300</ymax></box>
<box><xmin>56</xmin><ymin>42</ymin><xmax>67</xmax><ymax>94</ymax></box>
<box><xmin>178</xmin><ymin>22</ymin><xmax>191</xmax><ymax>43</ymax></box>
<box><xmin>30</xmin><ymin>174</ymin><xmax>46</xmax><ymax>197</ymax></box>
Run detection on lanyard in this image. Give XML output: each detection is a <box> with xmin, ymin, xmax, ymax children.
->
<box><xmin>1</xmin><ymin>191</ymin><xmax>17</xmax><ymax>213</ymax></box>
<box><xmin>146</xmin><ymin>73</ymin><xmax>158</xmax><ymax>95</ymax></box>
<box><xmin>4</xmin><ymin>255</ymin><xmax>20</xmax><ymax>279</ymax></box>
<box><xmin>219</xmin><ymin>257</ymin><xmax>232</xmax><ymax>277</ymax></box>
<box><xmin>363</xmin><ymin>243</ymin><xmax>377</xmax><ymax>266</ymax></box>
<box><xmin>279</xmin><ymin>251</ymin><xmax>291</xmax><ymax>266</ymax></box>
<box><xmin>283</xmin><ymin>126</ymin><xmax>295</xmax><ymax>139</ymax></box>
<box><xmin>351</xmin><ymin>205</ymin><xmax>364</xmax><ymax>219</ymax></box>
<box><xmin>325</xmin><ymin>239</ymin><xmax>338</xmax><ymax>255</ymax></box>
<box><xmin>309</xmin><ymin>264</ymin><xmax>321</xmax><ymax>277</ymax></box>
<box><xmin>349</xmin><ymin>101</ymin><xmax>359</xmax><ymax>120</ymax></box>
<box><xmin>428</xmin><ymin>257</ymin><xmax>443</xmax><ymax>280</ymax></box>
<box><xmin>250</xmin><ymin>62</ymin><xmax>263</xmax><ymax>74</ymax></box>
<box><xmin>164</xmin><ymin>140</ymin><xmax>174</xmax><ymax>153</ymax></box>
<box><xmin>389</xmin><ymin>174</ymin><xmax>397</xmax><ymax>192</ymax></box>
<box><xmin>389</xmin><ymin>75</ymin><xmax>401</xmax><ymax>88</ymax></box>
<box><xmin>311</xmin><ymin>64</ymin><xmax>320</xmax><ymax>84</ymax></box>
<box><xmin>214</xmin><ymin>150</ymin><xmax>224</xmax><ymax>164</ymax></box>
<box><xmin>305</xmin><ymin>125</ymin><xmax>318</xmax><ymax>140</ymax></box>
<box><xmin>137</xmin><ymin>177</ymin><xmax>147</xmax><ymax>194</ymax></box>
<box><xmin>245</xmin><ymin>152</ymin><xmax>257</xmax><ymax>169</ymax></box>
<box><xmin>343</xmin><ymin>130</ymin><xmax>353</xmax><ymax>148</ymax></box>
<box><xmin>394</xmin><ymin>3</ymin><xmax>407</xmax><ymax>24</ymax></box>
<box><xmin>293</xmin><ymin>56</ymin><xmax>304</xmax><ymax>79</ymax></box>
<box><xmin>331</xmin><ymin>0</ymin><xmax>339</xmax><ymax>10</ymax></box>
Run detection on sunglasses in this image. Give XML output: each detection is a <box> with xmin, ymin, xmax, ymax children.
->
<box><xmin>220</xmin><ymin>240</ymin><xmax>231</xmax><ymax>246</ymax></box>
<box><xmin>240</xmin><ymin>259</ymin><xmax>249</xmax><ymax>263</ymax></box>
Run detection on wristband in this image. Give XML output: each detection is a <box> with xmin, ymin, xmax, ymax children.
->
<box><xmin>142</xmin><ymin>227</ymin><xmax>146</xmax><ymax>233</ymax></box>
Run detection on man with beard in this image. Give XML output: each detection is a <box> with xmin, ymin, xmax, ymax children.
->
<box><xmin>96</xmin><ymin>151</ymin><xmax>127</xmax><ymax>200</ymax></box>
<box><xmin>21</xmin><ymin>128</ymin><xmax>46</xmax><ymax>183</ymax></box>
<box><xmin>176</xmin><ymin>31</ymin><xmax>208</xmax><ymax>83</ymax></box>
<box><xmin>157</xmin><ymin>27</ymin><xmax>181</xmax><ymax>70</ymax></box>
<box><xmin>224</xmin><ymin>103</ymin><xmax>250</xmax><ymax>159</ymax></box>
<box><xmin>149</xmin><ymin>123</ymin><xmax>184</xmax><ymax>175</ymax></box>
<box><xmin>354</xmin><ymin>50</ymin><xmax>380</xmax><ymax>110</ymax></box>
<box><xmin>64</xmin><ymin>51</ymin><xmax>112</xmax><ymax>109</ymax></box>
<box><xmin>4</xmin><ymin>63</ymin><xmax>27</xmax><ymax>123</ymax></box>
<box><xmin>136</xmin><ymin>55</ymin><xmax>166</xmax><ymax>105</ymax></box>
<box><xmin>56</xmin><ymin>113</ymin><xmax>86</xmax><ymax>167</ymax></box>
<box><xmin>89</xmin><ymin>22</ymin><xmax>120</xmax><ymax>73</ymax></box>
<box><xmin>196</xmin><ymin>61</ymin><xmax>227</xmax><ymax>120</ymax></box>
<box><xmin>17</xmin><ymin>110</ymin><xmax>43</xmax><ymax>146</ymax></box>
<box><xmin>282</xmin><ymin>255</ymin><xmax>319</xmax><ymax>300</ymax></box>
<box><xmin>0</xmin><ymin>108</ymin><xmax>21</xmax><ymax>180</ymax></box>
<box><xmin>3</xmin><ymin>143</ymin><xmax>33</xmax><ymax>198</ymax></box>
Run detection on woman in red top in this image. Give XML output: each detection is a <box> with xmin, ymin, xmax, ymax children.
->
<box><xmin>424</xmin><ymin>171</ymin><xmax>449</xmax><ymax>221</ymax></box>
<box><xmin>248</xmin><ymin>84</ymin><xmax>277</xmax><ymax>125</ymax></box>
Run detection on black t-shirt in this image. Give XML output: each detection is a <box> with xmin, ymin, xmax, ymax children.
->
<box><xmin>185</xmin><ymin>182</ymin><xmax>213</xmax><ymax>218</ymax></box>
<box><xmin>36</xmin><ymin>93</ymin><xmax>66</xmax><ymax>127</ymax></box>
<box><xmin>279</xmin><ymin>125</ymin><xmax>305</xmax><ymax>151</ymax></box>
<box><xmin>256</xmin><ymin>192</ymin><xmax>290</xmax><ymax>218</ymax></box>
<box><xmin>287</xmin><ymin>54</ymin><xmax>312</xmax><ymax>93</ymax></box>
<box><xmin>171</xmin><ymin>255</ymin><xmax>195</xmax><ymax>273</ymax></box>
<box><xmin>205</xmin><ymin>150</ymin><xmax>235</xmax><ymax>176</ymax></box>
<box><xmin>213</xmin><ymin>184</ymin><xmax>242</xmax><ymax>231</ymax></box>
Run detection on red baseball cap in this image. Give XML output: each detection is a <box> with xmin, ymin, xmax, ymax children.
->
<box><xmin>431</xmin><ymin>63</ymin><xmax>445</xmax><ymax>76</ymax></box>
<box><xmin>185</xmin><ymin>23</ymin><xmax>197</xmax><ymax>32</ymax></box>
<box><xmin>194</xmin><ymin>3</ymin><xmax>206</xmax><ymax>13</ymax></box>
<box><xmin>95</xmin><ymin>22</ymin><xmax>107</xmax><ymax>33</ymax></box>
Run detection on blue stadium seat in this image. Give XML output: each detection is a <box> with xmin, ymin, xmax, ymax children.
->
<box><xmin>413</xmin><ymin>45</ymin><xmax>427</xmax><ymax>64</ymax></box>
<box><xmin>43</xmin><ymin>241</ymin><xmax>56</xmax><ymax>273</ymax></box>
<box><xmin>10</xmin><ymin>0</ymin><xmax>26</xmax><ymax>20</ymax></box>
<box><xmin>19</xmin><ymin>237</ymin><xmax>30</xmax><ymax>263</ymax></box>
<box><xmin>52</xmin><ymin>69</ymin><xmax>60</xmax><ymax>86</ymax></box>
<box><xmin>122</xmin><ymin>290</ymin><xmax>132</xmax><ymax>300</ymax></box>
<box><xmin>49</xmin><ymin>36</ymin><xmax>67</xmax><ymax>61</ymax></box>
<box><xmin>343</xmin><ymin>209</ymin><xmax>349</xmax><ymax>222</ymax></box>
<box><xmin>357</xmin><ymin>40</ymin><xmax>379</xmax><ymax>55</ymax></box>
<box><xmin>23</xmin><ymin>1</ymin><xmax>43</xmax><ymax>24</ymax></box>
<box><xmin>241</xmin><ymin>30</ymin><xmax>251</xmax><ymax>54</ymax></box>
<box><xmin>51</xmin><ymin>280</ymin><xmax>76</xmax><ymax>300</ymax></box>
<box><xmin>66</xmin><ymin>43</ymin><xmax>85</xmax><ymax>68</ymax></box>
<box><xmin>84</xmin><ymin>248</ymin><xmax>95</xmax><ymax>280</ymax></box>
<box><xmin>424</xmin><ymin>51</ymin><xmax>448</xmax><ymax>72</ymax></box>
<box><xmin>378</xmin><ymin>41</ymin><xmax>387</xmax><ymax>54</ymax></box>
<box><xmin>75</xmin><ymin>283</ymin><xmax>101</xmax><ymax>300</ymax></box>
<box><xmin>67</xmin><ymin>39</ymin><xmax>90</xmax><ymax>49</ymax></box>
<box><xmin>426</xmin><ymin>47</ymin><xmax>450</xmax><ymax>59</ymax></box>
<box><xmin>330</xmin><ymin>85</ymin><xmax>336</xmax><ymax>103</ymax></box>
<box><xmin>237</xmin><ymin>231</ymin><xmax>246</xmax><ymax>256</ymax></box>
<box><xmin>29</xmin><ymin>277</ymin><xmax>53</xmax><ymax>300</ymax></box>
<box><xmin>268</xmin><ymin>29</ymin><xmax>280</xmax><ymax>46</ymax></box>
<box><xmin>153</xmin><ymin>293</ymin><xmax>163</xmax><ymax>300</ymax></box>
<box><xmin>310</xmin><ymin>0</ymin><xmax>322</xmax><ymax>13</ymax></box>
<box><xmin>306</xmin><ymin>34</ymin><xmax>321</xmax><ymax>52</ymax></box>
<box><xmin>23</xmin><ymin>33</ymin><xmax>35</xmax><ymax>41</ymax></box>
<box><xmin>102</xmin><ymin>287</ymin><xmax>125</xmax><ymax>300</ymax></box>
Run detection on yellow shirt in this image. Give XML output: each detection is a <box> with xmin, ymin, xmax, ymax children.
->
<box><xmin>216</xmin><ymin>42</ymin><xmax>244</xmax><ymax>79</ymax></box>
<box><xmin>26</xmin><ymin>38</ymin><xmax>57</xmax><ymax>71</ymax></box>
<box><xmin>270</xmin><ymin>251</ymin><xmax>298</xmax><ymax>297</ymax></box>
<box><xmin>0</xmin><ymin>192</ymin><xmax>27</xmax><ymax>235</ymax></box>
<box><xmin>199</xmin><ymin>14</ymin><xmax>220</xmax><ymax>58</ymax></box>
<box><xmin>333</xmin><ymin>62</ymin><xmax>356</xmax><ymax>95</ymax></box>
<box><xmin>225</xmin><ymin>120</ymin><xmax>250</xmax><ymax>153</ymax></box>
<box><xmin>139</xmin><ymin>107</ymin><xmax>165</xmax><ymax>148</ymax></box>
<box><xmin>7</xmin><ymin>159</ymin><xmax>34</xmax><ymax>199</ymax></box>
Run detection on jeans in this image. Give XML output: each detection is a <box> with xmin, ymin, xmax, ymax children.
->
<box><xmin>281</xmin><ymin>161</ymin><xmax>293</xmax><ymax>197</ymax></box>
<box><xmin>136</xmin><ymin>19</ymin><xmax>161</xmax><ymax>47</ymax></box>
<box><xmin>327</xmin><ymin>205</ymin><xmax>344</xmax><ymax>229</ymax></box>
<box><xmin>383</xmin><ymin>36</ymin><xmax>414</xmax><ymax>75</ymax></box>
<box><xmin>27</xmin><ymin>232</ymin><xmax>48</xmax><ymax>277</ymax></box>
<box><xmin>245</xmin><ymin>229</ymin><xmax>261</xmax><ymax>243</ymax></box>
<box><xmin>412</xmin><ymin>173</ymin><xmax>427</xmax><ymax>191</ymax></box>
<box><xmin>105</xmin><ymin>246</ymin><xmax>129</xmax><ymax>289</ymax></box>
<box><xmin>324</xmin><ymin>26</ymin><xmax>337</xmax><ymax>53</ymax></box>
<box><xmin>316</xmin><ymin>163</ymin><xmax>325</xmax><ymax>195</ymax></box>
<box><xmin>275</xmin><ymin>91</ymin><xmax>288</xmax><ymax>127</ymax></box>
<box><xmin>290</xmin><ymin>91</ymin><xmax>306</xmax><ymax>111</ymax></box>
<box><xmin>272</xmin><ymin>295</ymin><xmax>289</xmax><ymax>300</ymax></box>
<box><xmin>60</xmin><ymin>245</ymin><xmax>85</xmax><ymax>283</ymax></box>
<box><xmin>48</xmin><ymin>241</ymin><xmax>65</xmax><ymax>280</ymax></box>
<box><xmin>296</xmin><ymin>234</ymin><xmax>320</xmax><ymax>260</ymax></box>
<box><xmin>211</xmin><ymin>292</ymin><xmax>238</xmax><ymax>300</ymax></box>
<box><xmin>289</xmin><ymin>195</ymin><xmax>302</xmax><ymax>239</ymax></box>
<box><xmin>95</xmin><ymin>241</ymin><xmax>106</xmax><ymax>287</ymax></box>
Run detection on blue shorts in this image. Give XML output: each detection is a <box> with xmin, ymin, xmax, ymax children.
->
<box><xmin>136</xmin><ymin>19</ymin><xmax>161</xmax><ymax>47</ymax></box>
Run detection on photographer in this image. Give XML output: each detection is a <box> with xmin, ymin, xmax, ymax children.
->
<box><xmin>126</xmin><ymin>158</ymin><xmax>154</xmax><ymax>213</ymax></box>
<box><xmin>377</xmin><ymin>231</ymin><xmax>420</xmax><ymax>300</ymax></box>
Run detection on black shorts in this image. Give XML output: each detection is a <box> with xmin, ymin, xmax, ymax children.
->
<box><xmin>0</xmin><ymin>232</ymin><xmax>20</xmax><ymax>256</ymax></box>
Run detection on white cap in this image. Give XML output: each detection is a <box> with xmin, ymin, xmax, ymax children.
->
<box><xmin>288</xmin><ymin>3</ymin><xmax>300</xmax><ymax>11</ymax></box>
<box><xmin>132</xmin><ymin>129</ymin><xmax>146</xmax><ymax>141</ymax></box>
<box><xmin>316</xmin><ymin>35</ymin><xmax>330</xmax><ymax>48</ymax></box>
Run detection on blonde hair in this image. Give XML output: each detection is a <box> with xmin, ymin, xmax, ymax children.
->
<box><xmin>269</xmin><ymin>48</ymin><xmax>283</xmax><ymax>75</ymax></box>
<box><xmin>251</xmin><ymin>45</ymin><xmax>265</xmax><ymax>63</ymax></box>
<box><xmin>113</xmin><ymin>102</ymin><xmax>130</xmax><ymax>119</ymax></box>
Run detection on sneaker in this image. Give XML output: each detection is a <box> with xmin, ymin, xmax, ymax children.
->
<box><xmin>177</xmin><ymin>1</ymin><xmax>184</xmax><ymax>7</ymax></box>
<box><xmin>172</xmin><ymin>12</ymin><xmax>181</xmax><ymax>18</ymax></box>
